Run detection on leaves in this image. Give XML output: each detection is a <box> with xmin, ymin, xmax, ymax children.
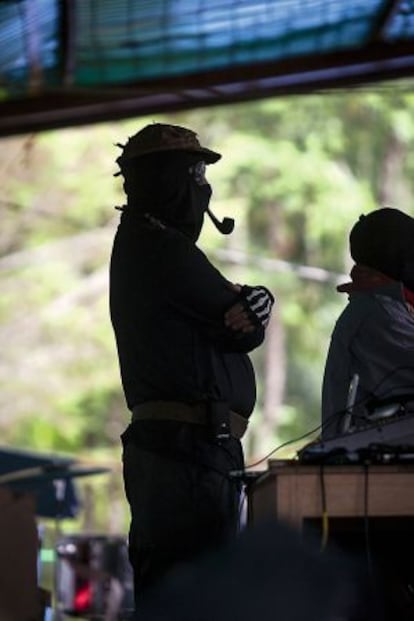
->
<box><xmin>2</xmin><ymin>88</ymin><xmax>414</xmax><ymax>464</ymax></box>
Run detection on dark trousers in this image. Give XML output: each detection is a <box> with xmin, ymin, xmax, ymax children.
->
<box><xmin>121</xmin><ymin>420</ymin><xmax>244</xmax><ymax>606</ymax></box>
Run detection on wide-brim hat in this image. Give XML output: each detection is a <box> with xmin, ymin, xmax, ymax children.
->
<box><xmin>116</xmin><ymin>123</ymin><xmax>221</xmax><ymax>167</ymax></box>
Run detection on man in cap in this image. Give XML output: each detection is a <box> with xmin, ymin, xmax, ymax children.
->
<box><xmin>109</xmin><ymin>123</ymin><xmax>274</xmax><ymax>604</ymax></box>
<box><xmin>322</xmin><ymin>207</ymin><xmax>414</xmax><ymax>438</ymax></box>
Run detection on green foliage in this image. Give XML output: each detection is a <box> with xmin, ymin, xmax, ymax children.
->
<box><xmin>2</xmin><ymin>85</ymin><xmax>414</xmax><ymax>523</ymax></box>
<box><xmin>7</xmin><ymin>384</ymin><xmax>125</xmax><ymax>452</ymax></box>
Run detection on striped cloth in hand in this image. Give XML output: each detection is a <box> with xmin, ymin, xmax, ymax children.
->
<box><xmin>241</xmin><ymin>285</ymin><xmax>274</xmax><ymax>328</ymax></box>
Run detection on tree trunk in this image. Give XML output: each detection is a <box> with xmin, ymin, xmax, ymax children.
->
<box><xmin>378</xmin><ymin>132</ymin><xmax>406</xmax><ymax>207</ymax></box>
<box><xmin>249</xmin><ymin>201</ymin><xmax>286</xmax><ymax>458</ymax></box>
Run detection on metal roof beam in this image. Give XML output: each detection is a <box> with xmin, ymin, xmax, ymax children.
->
<box><xmin>0</xmin><ymin>40</ymin><xmax>413</xmax><ymax>137</ymax></box>
<box><xmin>368</xmin><ymin>0</ymin><xmax>402</xmax><ymax>42</ymax></box>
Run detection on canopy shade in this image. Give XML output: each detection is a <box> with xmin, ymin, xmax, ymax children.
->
<box><xmin>0</xmin><ymin>446</ymin><xmax>108</xmax><ymax>519</ymax></box>
<box><xmin>0</xmin><ymin>0</ymin><xmax>414</xmax><ymax>136</ymax></box>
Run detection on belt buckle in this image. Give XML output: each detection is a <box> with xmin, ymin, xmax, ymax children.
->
<box><xmin>209</xmin><ymin>401</ymin><xmax>231</xmax><ymax>442</ymax></box>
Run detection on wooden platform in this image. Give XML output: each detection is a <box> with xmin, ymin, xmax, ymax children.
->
<box><xmin>249</xmin><ymin>460</ymin><xmax>414</xmax><ymax>529</ymax></box>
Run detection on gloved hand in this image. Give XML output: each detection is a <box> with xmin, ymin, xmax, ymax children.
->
<box><xmin>224</xmin><ymin>284</ymin><xmax>275</xmax><ymax>333</ymax></box>
<box><xmin>240</xmin><ymin>285</ymin><xmax>274</xmax><ymax>328</ymax></box>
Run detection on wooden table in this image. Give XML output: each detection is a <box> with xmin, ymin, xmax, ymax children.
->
<box><xmin>249</xmin><ymin>460</ymin><xmax>414</xmax><ymax>529</ymax></box>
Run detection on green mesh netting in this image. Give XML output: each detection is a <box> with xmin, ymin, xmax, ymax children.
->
<box><xmin>1</xmin><ymin>0</ymin><xmax>414</xmax><ymax>96</ymax></box>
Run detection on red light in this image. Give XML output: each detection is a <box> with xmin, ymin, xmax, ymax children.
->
<box><xmin>74</xmin><ymin>583</ymin><xmax>92</xmax><ymax>612</ymax></box>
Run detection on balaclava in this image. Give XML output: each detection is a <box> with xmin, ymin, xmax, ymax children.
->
<box><xmin>120</xmin><ymin>150</ymin><xmax>211</xmax><ymax>242</ymax></box>
<box><xmin>115</xmin><ymin>123</ymin><xmax>234</xmax><ymax>240</ymax></box>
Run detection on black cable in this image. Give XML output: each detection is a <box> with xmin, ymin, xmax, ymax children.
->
<box><xmin>245</xmin><ymin>422</ymin><xmax>324</xmax><ymax>469</ymax></box>
<box><xmin>217</xmin><ymin>439</ymin><xmax>252</xmax><ymax>532</ymax></box>
<box><xmin>244</xmin><ymin>364</ymin><xmax>414</xmax><ymax>472</ymax></box>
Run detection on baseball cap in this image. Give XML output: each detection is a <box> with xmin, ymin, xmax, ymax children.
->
<box><xmin>116</xmin><ymin>123</ymin><xmax>221</xmax><ymax>167</ymax></box>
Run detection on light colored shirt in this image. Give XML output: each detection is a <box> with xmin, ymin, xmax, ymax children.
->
<box><xmin>322</xmin><ymin>282</ymin><xmax>414</xmax><ymax>438</ymax></box>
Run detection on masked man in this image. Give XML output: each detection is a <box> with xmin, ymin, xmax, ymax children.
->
<box><xmin>109</xmin><ymin>123</ymin><xmax>274</xmax><ymax>604</ymax></box>
<box><xmin>322</xmin><ymin>207</ymin><xmax>414</xmax><ymax>439</ymax></box>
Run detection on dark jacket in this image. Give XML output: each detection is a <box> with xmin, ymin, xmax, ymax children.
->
<box><xmin>110</xmin><ymin>212</ymin><xmax>264</xmax><ymax>418</ymax></box>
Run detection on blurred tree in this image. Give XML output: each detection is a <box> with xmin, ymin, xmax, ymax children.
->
<box><xmin>173</xmin><ymin>90</ymin><xmax>414</xmax><ymax>457</ymax></box>
<box><xmin>1</xmin><ymin>88</ymin><xmax>414</xmax><ymax>493</ymax></box>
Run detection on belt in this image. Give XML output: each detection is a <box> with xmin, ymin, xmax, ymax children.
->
<box><xmin>131</xmin><ymin>401</ymin><xmax>248</xmax><ymax>440</ymax></box>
